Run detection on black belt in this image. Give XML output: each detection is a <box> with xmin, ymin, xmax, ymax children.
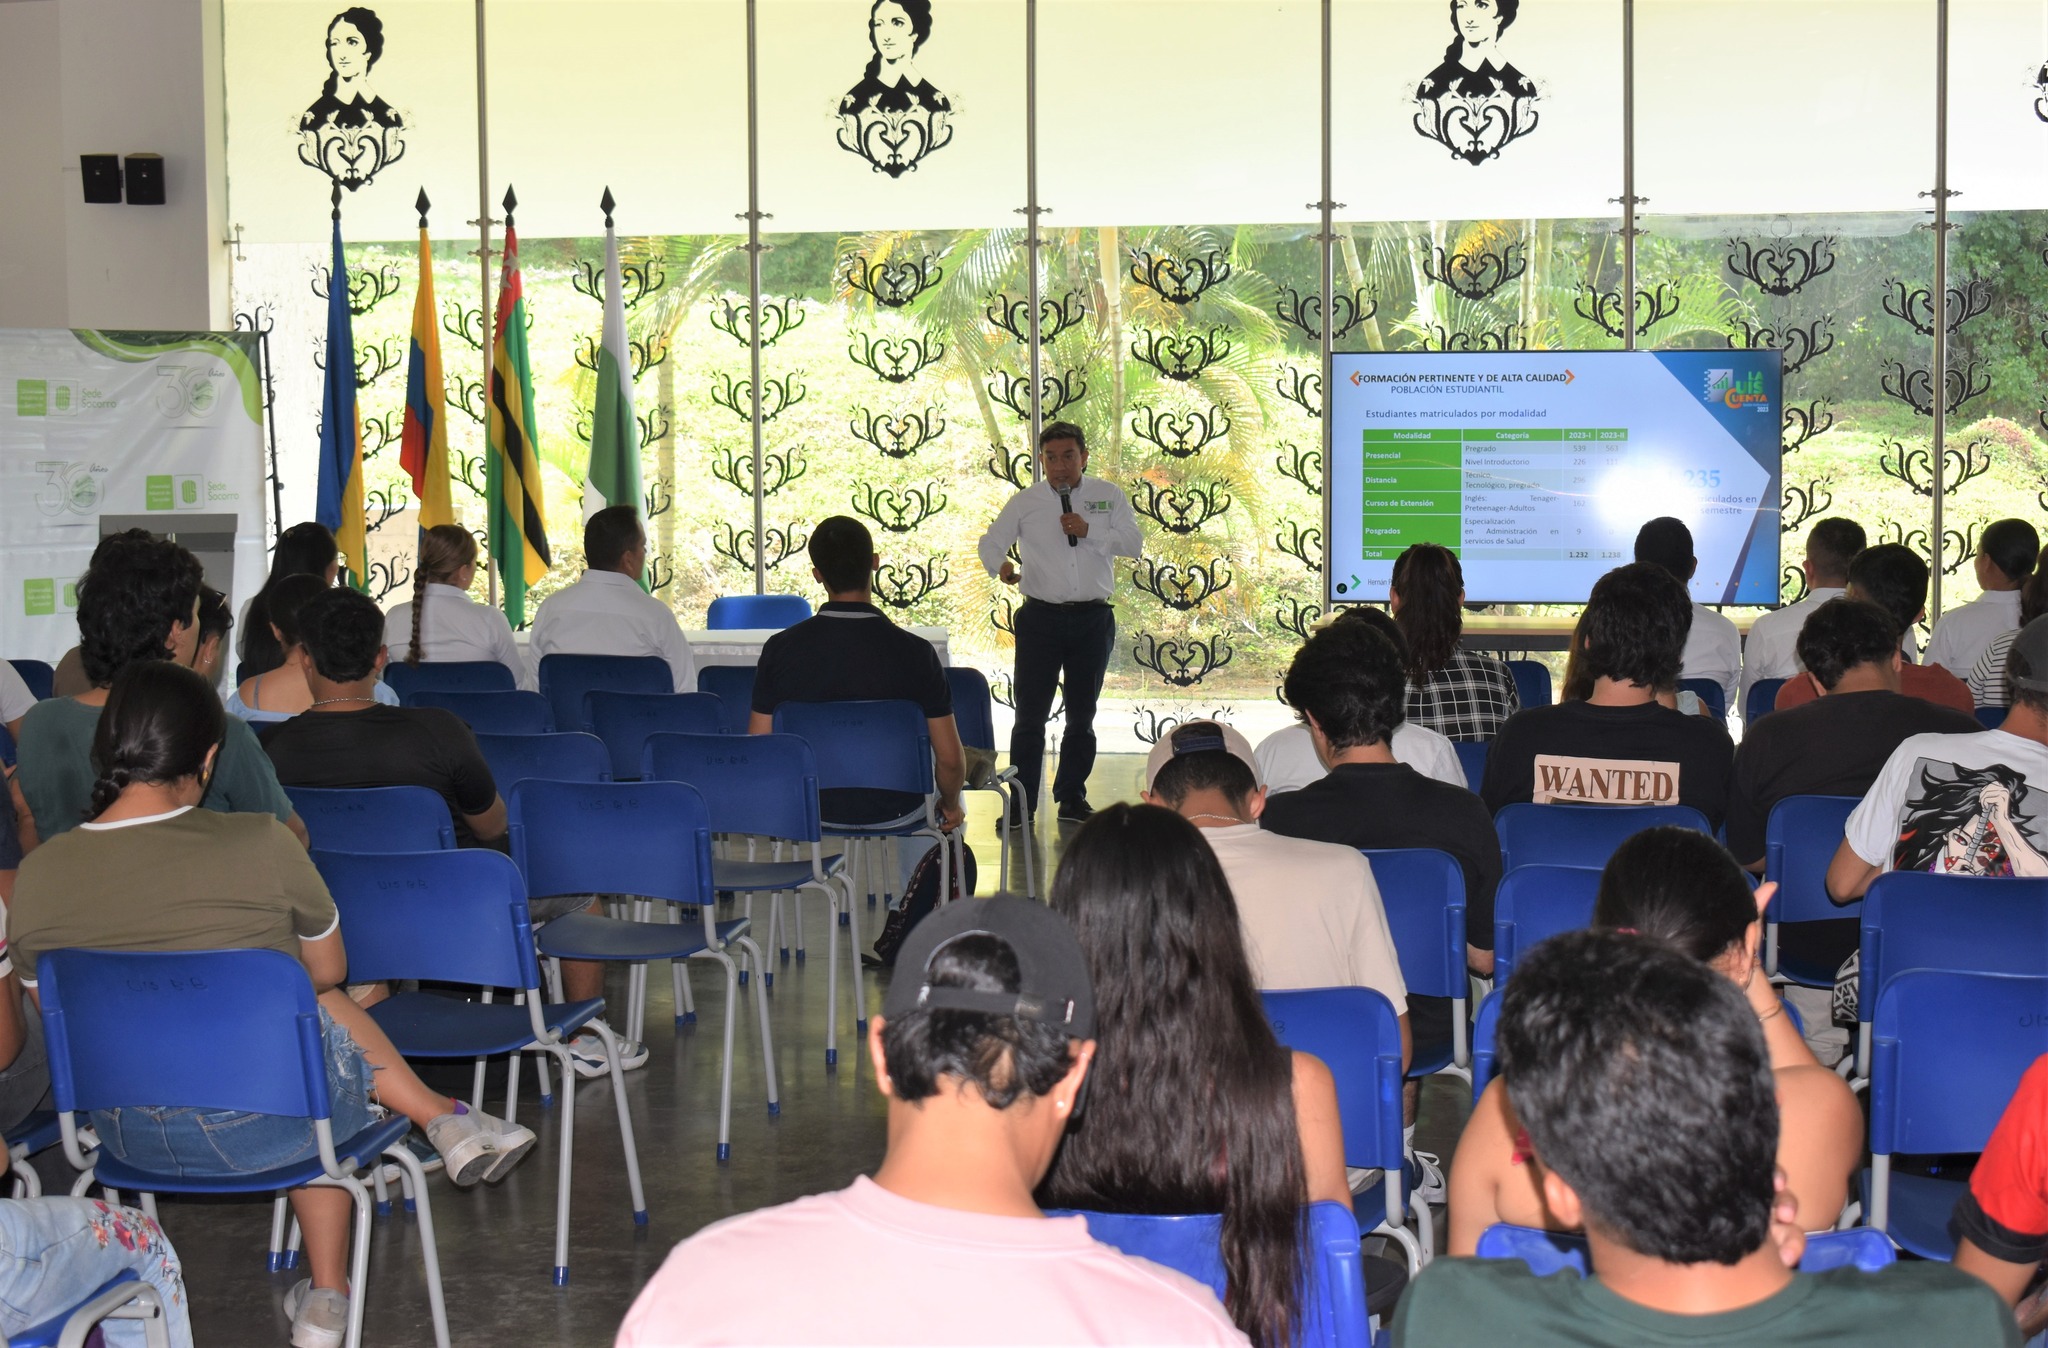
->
<box><xmin>1023</xmin><ymin>597</ymin><xmax>1110</xmax><ymax>609</ymax></box>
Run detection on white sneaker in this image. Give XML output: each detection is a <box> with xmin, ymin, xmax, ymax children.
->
<box><xmin>1410</xmin><ymin>1149</ymin><xmax>1447</xmax><ymax>1206</ymax></box>
<box><xmin>284</xmin><ymin>1279</ymin><xmax>349</xmax><ymax>1348</ymax></box>
<box><xmin>566</xmin><ymin>1031</ymin><xmax>649</xmax><ymax>1079</ymax></box>
<box><xmin>424</xmin><ymin>1106</ymin><xmax>536</xmax><ymax>1187</ymax></box>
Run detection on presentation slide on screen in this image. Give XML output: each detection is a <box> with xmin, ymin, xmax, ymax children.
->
<box><xmin>1326</xmin><ymin>351</ymin><xmax>1782</xmax><ymax>606</ymax></box>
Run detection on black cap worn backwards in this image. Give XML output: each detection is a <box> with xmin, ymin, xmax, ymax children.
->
<box><xmin>881</xmin><ymin>895</ymin><xmax>1097</xmax><ymax>1039</ymax></box>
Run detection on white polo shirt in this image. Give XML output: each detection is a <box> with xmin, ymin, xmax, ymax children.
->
<box><xmin>1926</xmin><ymin>588</ymin><xmax>2022</xmax><ymax>680</ymax></box>
<box><xmin>976</xmin><ymin>476</ymin><xmax>1142</xmax><ymax>604</ymax></box>
<box><xmin>1682</xmin><ymin>604</ymin><xmax>1742</xmax><ymax>712</ymax></box>
<box><xmin>1252</xmin><ymin>722</ymin><xmax>1465</xmax><ymax>793</ymax></box>
<box><xmin>382</xmin><ymin>583</ymin><xmax>534</xmax><ymax>691</ymax></box>
<box><xmin>528</xmin><ymin>570</ymin><xmax>695</xmax><ymax>692</ymax></box>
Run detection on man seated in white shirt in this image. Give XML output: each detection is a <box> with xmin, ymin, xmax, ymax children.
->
<box><xmin>1142</xmin><ymin>720</ymin><xmax>1411</xmax><ymax>1073</ymax></box>
<box><xmin>1635</xmin><ymin>517</ymin><xmax>1740</xmax><ymax>715</ymax></box>
<box><xmin>528</xmin><ymin>506</ymin><xmax>695</xmax><ymax>692</ymax></box>
<box><xmin>1739</xmin><ymin>516</ymin><xmax>1865</xmax><ymax>714</ymax></box>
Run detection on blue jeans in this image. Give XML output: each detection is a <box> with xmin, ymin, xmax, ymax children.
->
<box><xmin>0</xmin><ymin>1197</ymin><xmax>193</xmax><ymax>1348</ymax></box>
<box><xmin>91</xmin><ymin>1009</ymin><xmax>374</xmax><ymax>1180</ymax></box>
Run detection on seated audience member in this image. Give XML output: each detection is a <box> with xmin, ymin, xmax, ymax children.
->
<box><xmin>0</xmin><ymin>660</ymin><xmax>31</xmax><ymax>747</ymax></box>
<box><xmin>1740</xmin><ymin>516</ymin><xmax>1865</xmax><ymax>711</ymax></box>
<box><xmin>240</xmin><ymin>521</ymin><xmax>340</xmax><ymax>680</ymax></box>
<box><xmin>529</xmin><ymin>506</ymin><xmax>695</xmax><ymax>692</ymax></box>
<box><xmin>0</xmin><ymin>795</ymin><xmax>51</xmax><ymax>1141</ymax></box>
<box><xmin>1481</xmin><ymin>562</ymin><xmax>1733</xmax><ymax>824</ymax></box>
<box><xmin>192</xmin><ymin>586</ymin><xmax>232</xmax><ymax>689</ymax></box>
<box><xmin>1400</xmin><ymin>929</ymin><xmax>2014</xmax><ymax>1347</ymax></box>
<box><xmin>1828</xmin><ymin>613</ymin><xmax>2048</xmax><ymax>905</ymax></box>
<box><xmin>1928</xmin><ymin>518</ymin><xmax>2040</xmax><ymax>679</ymax></box>
<box><xmin>0</xmin><ymin>1192</ymin><xmax>194</xmax><ymax>1348</ymax></box>
<box><xmin>1954</xmin><ymin>1055</ymin><xmax>2048</xmax><ymax>1339</ymax></box>
<box><xmin>1253</xmin><ymin>608</ymin><xmax>1463</xmax><ymax>792</ymax></box>
<box><xmin>1777</xmin><ymin>543</ymin><xmax>1970</xmax><ymax>713</ymax></box>
<box><xmin>615</xmin><ymin>896</ymin><xmax>1248</xmax><ymax>1348</ymax></box>
<box><xmin>262</xmin><ymin>589</ymin><xmax>627</xmax><ymax>1069</ymax></box>
<box><xmin>1971</xmin><ymin>565</ymin><xmax>2048</xmax><ymax>710</ymax></box>
<box><xmin>1635</xmin><ymin>516</ymin><xmax>1741</xmax><ymax>713</ymax></box>
<box><xmin>1263</xmin><ymin>619</ymin><xmax>1500</xmax><ymax>988</ymax></box>
<box><xmin>1142</xmin><ymin>722</ymin><xmax>1410</xmax><ymax>1068</ymax></box>
<box><xmin>15</xmin><ymin>533</ymin><xmax>303</xmax><ymax>846</ymax></box>
<box><xmin>49</xmin><ymin>529</ymin><xmax>156</xmax><ymax>701</ymax></box>
<box><xmin>382</xmin><ymin>524</ymin><xmax>534</xmax><ymax>691</ymax></box>
<box><xmin>1391</xmin><ymin>543</ymin><xmax>1519</xmax><ymax>741</ymax></box>
<box><xmin>749</xmin><ymin>516</ymin><xmax>964</xmax><ymax>832</ymax></box>
<box><xmin>1038</xmin><ymin>806</ymin><xmax>1357</xmax><ymax>1346</ymax></box>
<box><xmin>228</xmin><ymin>574</ymin><xmax>399</xmax><ymax>723</ymax></box>
<box><xmin>10</xmin><ymin>662</ymin><xmax>534</xmax><ymax>1348</ymax></box>
<box><xmin>1447</xmin><ymin>829</ymin><xmax>1862</xmax><ymax>1256</ymax></box>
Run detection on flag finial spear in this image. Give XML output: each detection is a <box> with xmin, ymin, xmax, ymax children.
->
<box><xmin>600</xmin><ymin>187</ymin><xmax>616</xmax><ymax>230</ymax></box>
<box><xmin>330</xmin><ymin>182</ymin><xmax>342</xmax><ymax>221</ymax></box>
<box><xmin>502</xmin><ymin>185</ymin><xmax>518</xmax><ymax>225</ymax></box>
<box><xmin>415</xmin><ymin>188</ymin><xmax>430</xmax><ymax>227</ymax></box>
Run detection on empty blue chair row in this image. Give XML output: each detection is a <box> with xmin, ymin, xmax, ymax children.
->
<box><xmin>1492</xmin><ymin>865</ymin><xmax>1602</xmax><ymax>987</ymax></box>
<box><xmin>1762</xmin><ymin>794</ymin><xmax>1861</xmax><ymax>987</ymax></box>
<box><xmin>382</xmin><ymin>660</ymin><xmax>515</xmax><ymax>698</ymax></box>
<box><xmin>536</xmin><ymin>654</ymin><xmax>671</xmax><ymax>733</ymax></box>
<box><xmin>475</xmin><ymin>732</ymin><xmax>611</xmax><ymax>790</ymax></box>
<box><xmin>1362</xmin><ymin>848</ymin><xmax>1469</xmax><ymax>1083</ymax></box>
<box><xmin>946</xmin><ymin>666</ymin><xmax>1035</xmax><ymax>898</ymax></box>
<box><xmin>588</xmin><ymin>691</ymin><xmax>725</xmax><ymax>779</ymax></box>
<box><xmin>7</xmin><ymin>659</ymin><xmax>53</xmax><ymax>703</ymax></box>
<box><xmin>285</xmin><ymin>785</ymin><xmax>457</xmax><ymax>853</ymax></box>
<box><xmin>407</xmin><ymin>688</ymin><xmax>555</xmax><ymax>734</ymax></box>
<box><xmin>705</xmin><ymin>594</ymin><xmax>811</xmax><ymax>630</ymax></box>
<box><xmin>1494</xmin><ymin>802</ymin><xmax>1711</xmax><ymax>873</ymax></box>
<box><xmin>696</xmin><ymin>665</ymin><xmax>758</xmax><ymax>734</ymax></box>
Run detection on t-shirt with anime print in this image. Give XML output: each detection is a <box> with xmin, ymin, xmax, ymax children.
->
<box><xmin>1845</xmin><ymin>729</ymin><xmax>2048</xmax><ymax>880</ymax></box>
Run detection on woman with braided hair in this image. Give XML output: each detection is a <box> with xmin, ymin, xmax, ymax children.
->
<box><xmin>378</xmin><ymin>525</ymin><xmax>533</xmax><ymax>690</ymax></box>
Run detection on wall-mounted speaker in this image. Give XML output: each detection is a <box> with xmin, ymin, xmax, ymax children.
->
<box><xmin>123</xmin><ymin>154</ymin><xmax>165</xmax><ymax>206</ymax></box>
<box><xmin>80</xmin><ymin>154</ymin><xmax>122</xmax><ymax>204</ymax></box>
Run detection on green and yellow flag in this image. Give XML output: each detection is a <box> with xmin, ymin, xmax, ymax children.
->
<box><xmin>486</xmin><ymin>191</ymin><xmax>550</xmax><ymax>625</ymax></box>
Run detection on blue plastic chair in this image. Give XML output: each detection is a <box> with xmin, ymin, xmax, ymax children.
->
<box><xmin>1853</xmin><ymin>871</ymin><xmax>2048</xmax><ymax>1081</ymax></box>
<box><xmin>705</xmin><ymin>595</ymin><xmax>811</xmax><ymax>630</ymax></box>
<box><xmin>1863</xmin><ymin>969</ymin><xmax>2048</xmax><ymax>1258</ymax></box>
<box><xmin>1679</xmin><ymin>678</ymin><xmax>1728</xmax><ymax>721</ymax></box>
<box><xmin>507</xmin><ymin>780</ymin><xmax>774</xmax><ymax>1161</ymax></box>
<box><xmin>1261</xmin><ymin>988</ymin><xmax>1427</xmax><ymax>1271</ymax></box>
<box><xmin>1505</xmin><ymin>659</ymin><xmax>1551</xmax><ymax>709</ymax></box>
<box><xmin>1057</xmin><ymin>1203</ymin><xmax>1369</xmax><ymax>1348</ymax></box>
<box><xmin>1361</xmin><ymin>848</ymin><xmax>1470</xmax><ymax>1082</ymax></box>
<box><xmin>947</xmin><ymin>666</ymin><xmax>1034</xmax><ymax>897</ymax></box>
<box><xmin>1474</xmin><ymin>1223</ymin><xmax>1895</xmax><ymax>1278</ymax></box>
<box><xmin>774</xmin><ymin>697</ymin><xmax>954</xmax><ymax>924</ymax></box>
<box><xmin>406</xmin><ymin>688</ymin><xmax>554</xmax><ymax>735</ymax></box>
<box><xmin>474</xmin><ymin>732</ymin><xmax>611</xmax><ymax>791</ymax></box>
<box><xmin>315</xmin><ymin>848</ymin><xmax>646</xmax><ymax>1285</ymax></box>
<box><xmin>1494</xmin><ymin>802</ymin><xmax>1711</xmax><ymax>872</ymax></box>
<box><xmin>1978</xmin><ymin>705</ymin><xmax>2010</xmax><ymax>730</ymax></box>
<box><xmin>1762</xmin><ymin>794</ymin><xmax>1862</xmax><ymax>987</ymax></box>
<box><xmin>696</xmin><ymin>665</ymin><xmax>758</xmax><ymax>734</ymax></box>
<box><xmin>7</xmin><ymin>659</ymin><xmax>53</xmax><ymax>703</ymax></box>
<box><xmin>643</xmin><ymin>733</ymin><xmax>855</xmax><ymax>1063</ymax></box>
<box><xmin>1747</xmin><ymin>678</ymin><xmax>1786</xmax><ymax>725</ymax></box>
<box><xmin>1453</xmin><ymin>741</ymin><xmax>1489</xmax><ymax>792</ymax></box>
<box><xmin>1492</xmin><ymin>865</ymin><xmax>1603</xmax><ymax>986</ymax></box>
<box><xmin>535</xmin><ymin>654</ymin><xmax>672</xmax><ymax>733</ymax></box>
<box><xmin>8</xmin><ymin>1270</ymin><xmax>170</xmax><ymax>1348</ymax></box>
<box><xmin>381</xmin><ymin>660</ymin><xmax>515</xmax><ymax>698</ymax></box>
<box><xmin>3</xmin><ymin>1110</ymin><xmax>62</xmax><ymax>1200</ymax></box>
<box><xmin>39</xmin><ymin>948</ymin><xmax>448</xmax><ymax>1348</ymax></box>
<box><xmin>284</xmin><ymin>785</ymin><xmax>456</xmax><ymax>852</ymax></box>
<box><xmin>587</xmin><ymin>691</ymin><xmax>725</xmax><ymax>781</ymax></box>
<box><xmin>1470</xmin><ymin>991</ymin><xmax>1501</xmax><ymax>1104</ymax></box>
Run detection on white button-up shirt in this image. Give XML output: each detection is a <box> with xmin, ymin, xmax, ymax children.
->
<box><xmin>382</xmin><ymin>583</ymin><xmax>535</xmax><ymax>691</ymax></box>
<box><xmin>1681</xmin><ymin>604</ymin><xmax>1743</xmax><ymax>712</ymax></box>
<box><xmin>1926</xmin><ymin>587</ymin><xmax>2023</xmax><ymax>678</ymax></box>
<box><xmin>1739</xmin><ymin>586</ymin><xmax>1844</xmax><ymax>709</ymax></box>
<box><xmin>976</xmin><ymin>475</ymin><xmax>1143</xmax><ymax>603</ymax></box>
<box><xmin>528</xmin><ymin>569</ymin><xmax>695</xmax><ymax>692</ymax></box>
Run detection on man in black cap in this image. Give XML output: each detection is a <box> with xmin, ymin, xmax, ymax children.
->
<box><xmin>617</xmin><ymin>897</ymin><xmax>1247</xmax><ymax>1346</ymax></box>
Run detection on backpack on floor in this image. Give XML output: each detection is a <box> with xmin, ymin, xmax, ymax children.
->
<box><xmin>869</xmin><ymin>839</ymin><xmax>977</xmax><ymax>967</ymax></box>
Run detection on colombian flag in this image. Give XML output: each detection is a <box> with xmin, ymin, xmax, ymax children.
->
<box><xmin>400</xmin><ymin>223</ymin><xmax>454</xmax><ymax>530</ymax></box>
<box><xmin>486</xmin><ymin>207</ymin><xmax>551</xmax><ymax>626</ymax></box>
<box><xmin>315</xmin><ymin>213</ymin><xmax>368</xmax><ymax>587</ymax></box>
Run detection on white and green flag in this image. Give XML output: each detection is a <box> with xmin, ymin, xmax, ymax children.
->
<box><xmin>584</xmin><ymin>191</ymin><xmax>641</xmax><ymax>532</ymax></box>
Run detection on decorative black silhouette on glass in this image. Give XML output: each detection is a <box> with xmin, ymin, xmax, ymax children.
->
<box><xmin>838</xmin><ymin>0</ymin><xmax>953</xmax><ymax>178</ymax></box>
<box><xmin>299</xmin><ymin>8</ymin><xmax>406</xmax><ymax>191</ymax></box>
<box><xmin>1413</xmin><ymin>0</ymin><xmax>1539</xmax><ymax>166</ymax></box>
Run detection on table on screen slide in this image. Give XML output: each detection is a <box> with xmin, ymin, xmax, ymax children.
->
<box><xmin>1360</xmin><ymin>426</ymin><xmax>1637</xmax><ymax>563</ymax></box>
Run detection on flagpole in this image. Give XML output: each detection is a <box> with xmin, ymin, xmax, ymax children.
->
<box><xmin>745</xmin><ymin>0</ymin><xmax>766</xmax><ymax>595</ymax></box>
<box><xmin>474</xmin><ymin>0</ymin><xmax>498</xmax><ymax>609</ymax></box>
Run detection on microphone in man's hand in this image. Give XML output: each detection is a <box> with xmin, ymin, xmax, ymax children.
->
<box><xmin>1060</xmin><ymin>489</ymin><xmax>1077</xmax><ymax>547</ymax></box>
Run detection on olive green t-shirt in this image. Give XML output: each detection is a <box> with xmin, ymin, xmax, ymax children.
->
<box><xmin>1392</xmin><ymin>1257</ymin><xmax>2018</xmax><ymax>1348</ymax></box>
<box><xmin>17</xmin><ymin>695</ymin><xmax>292</xmax><ymax>841</ymax></box>
<box><xmin>9</xmin><ymin>807</ymin><xmax>336</xmax><ymax>989</ymax></box>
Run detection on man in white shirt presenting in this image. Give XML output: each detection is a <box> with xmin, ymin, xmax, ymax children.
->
<box><xmin>529</xmin><ymin>506</ymin><xmax>694</xmax><ymax>692</ymax></box>
<box><xmin>1740</xmin><ymin>516</ymin><xmax>1864</xmax><ymax>715</ymax></box>
<box><xmin>977</xmin><ymin>423</ymin><xmax>1142</xmax><ymax>825</ymax></box>
<box><xmin>1635</xmin><ymin>517</ymin><xmax>1740</xmax><ymax>716</ymax></box>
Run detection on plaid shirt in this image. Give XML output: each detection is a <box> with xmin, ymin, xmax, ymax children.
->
<box><xmin>1406</xmin><ymin>650</ymin><xmax>1520</xmax><ymax>742</ymax></box>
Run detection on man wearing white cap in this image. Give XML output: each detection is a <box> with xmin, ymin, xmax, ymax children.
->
<box><xmin>1142</xmin><ymin>720</ymin><xmax>1411</xmax><ymax>1074</ymax></box>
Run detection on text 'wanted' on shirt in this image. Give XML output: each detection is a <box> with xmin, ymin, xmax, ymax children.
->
<box><xmin>1532</xmin><ymin>754</ymin><xmax>1682</xmax><ymax>806</ymax></box>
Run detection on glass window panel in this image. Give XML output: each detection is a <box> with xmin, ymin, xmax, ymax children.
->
<box><xmin>1947</xmin><ymin>1</ymin><xmax>2048</xmax><ymax>211</ymax></box>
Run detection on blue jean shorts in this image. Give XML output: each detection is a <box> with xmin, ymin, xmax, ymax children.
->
<box><xmin>92</xmin><ymin>1008</ymin><xmax>375</xmax><ymax>1179</ymax></box>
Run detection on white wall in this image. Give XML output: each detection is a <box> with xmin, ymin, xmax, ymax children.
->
<box><xmin>0</xmin><ymin>0</ymin><xmax>228</xmax><ymax>331</ymax></box>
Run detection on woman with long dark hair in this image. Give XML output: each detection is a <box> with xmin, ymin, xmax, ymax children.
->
<box><xmin>379</xmin><ymin>524</ymin><xmax>532</xmax><ymax>689</ymax></box>
<box><xmin>1446</xmin><ymin>827</ymin><xmax>1861</xmax><ymax>1254</ymax></box>
<box><xmin>1036</xmin><ymin>804</ymin><xmax>1349</xmax><ymax>1348</ymax></box>
<box><xmin>228</xmin><ymin>573</ymin><xmax>400</xmax><ymax>723</ymax></box>
<box><xmin>1390</xmin><ymin>543</ymin><xmax>1518</xmax><ymax>740</ymax></box>
<box><xmin>239</xmin><ymin>521</ymin><xmax>339</xmax><ymax>679</ymax></box>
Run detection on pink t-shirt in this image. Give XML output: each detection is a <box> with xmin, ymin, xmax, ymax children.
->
<box><xmin>615</xmin><ymin>1177</ymin><xmax>1250</xmax><ymax>1347</ymax></box>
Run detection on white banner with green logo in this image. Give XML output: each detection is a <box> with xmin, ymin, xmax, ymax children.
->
<box><xmin>2</xmin><ymin>329</ymin><xmax>268</xmax><ymax>667</ymax></box>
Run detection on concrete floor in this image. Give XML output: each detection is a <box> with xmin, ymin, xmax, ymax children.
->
<box><xmin>46</xmin><ymin>754</ymin><xmax>1469</xmax><ymax>1347</ymax></box>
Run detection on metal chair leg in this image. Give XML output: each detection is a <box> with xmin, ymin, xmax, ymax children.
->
<box><xmin>549</xmin><ymin>1044</ymin><xmax>577</xmax><ymax>1285</ymax></box>
<box><xmin>824</xmin><ymin>879</ymin><xmax>841</xmax><ymax>1067</ymax></box>
<box><xmin>585</xmin><ymin>1021</ymin><xmax>648</xmax><ymax>1229</ymax></box>
<box><xmin>737</xmin><ymin>934</ymin><xmax>779</xmax><ymax>1114</ymax></box>
<box><xmin>381</xmin><ymin>1144</ymin><xmax>451</xmax><ymax>1348</ymax></box>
